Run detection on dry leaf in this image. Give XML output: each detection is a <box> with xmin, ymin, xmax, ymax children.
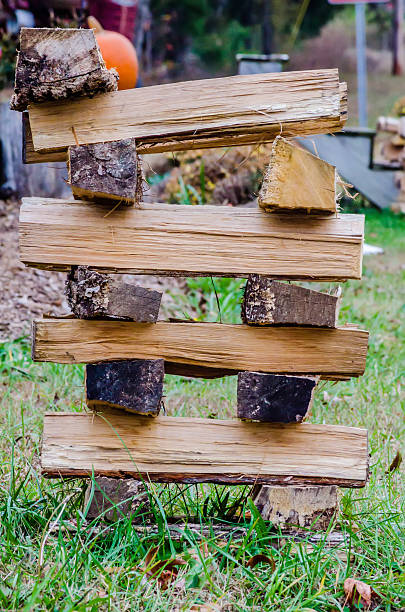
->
<box><xmin>140</xmin><ymin>546</ymin><xmax>187</xmax><ymax>590</ymax></box>
<box><xmin>246</xmin><ymin>553</ymin><xmax>276</xmax><ymax>571</ymax></box>
<box><xmin>344</xmin><ymin>578</ymin><xmax>377</xmax><ymax>609</ymax></box>
<box><xmin>387</xmin><ymin>450</ymin><xmax>402</xmax><ymax>473</ymax></box>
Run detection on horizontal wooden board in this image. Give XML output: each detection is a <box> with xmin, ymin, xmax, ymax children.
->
<box><xmin>20</xmin><ymin>199</ymin><xmax>364</xmax><ymax>280</ymax></box>
<box><xmin>41</xmin><ymin>411</ymin><xmax>368</xmax><ymax>487</ymax></box>
<box><xmin>32</xmin><ymin>320</ymin><xmax>368</xmax><ymax>379</ymax></box>
<box><xmin>27</xmin><ymin>69</ymin><xmax>346</xmax><ymax>159</ymax></box>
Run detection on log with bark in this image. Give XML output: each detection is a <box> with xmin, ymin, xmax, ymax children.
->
<box><xmin>67</xmin><ymin>139</ymin><xmax>143</xmax><ymax>205</ymax></box>
<box><xmin>19</xmin><ymin>199</ymin><xmax>365</xmax><ymax>281</ymax></box>
<box><xmin>86</xmin><ymin>359</ymin><xmax>164</xmax><ymax>415</ymax></box>
<box><xmin>258</xmin><ymin>136</ymin><xmax>337</xmax><ymax>214</ymax></box>
<box><xmin>242</xmin><ymin>276</ymin><xmax>340</xmax><ymax>327</ymax></box>
<box><xmin>41</xmin><ymin>411</ymin><xmax>369</xmax><ymax>487</ymax></box>
<box><xmin>25</xmin><ymin>69</ymin><xmax>347</xmax><ymax>161</ymax></box>
<box><xmin>65</xmin><ymin>266</ymin><xmax>162</xmax><ymax>322</ymax></box>
<box><xmin>10</xmin><ymin>28</ymin><xmax>118</xmax><ymax>112</ymax></box>
<box><xmin>237</xmin><ymin>373</ymin><xmax>319</xmax><ymax>423</ymax></box>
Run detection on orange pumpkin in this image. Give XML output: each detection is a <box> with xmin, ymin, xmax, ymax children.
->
<box><xmin>88</xmin><ymin>16</ymin><xmax>139</xmax><ymax>90</ymax></box>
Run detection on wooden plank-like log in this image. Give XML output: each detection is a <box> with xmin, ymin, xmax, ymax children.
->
<box><xmin>242</xmin><ymin>277</ymin><xmax>339</xmax><ymax>327</ymax></box>
<box><xmin>26</xmin><ymin>69</ymin><xmax>346</xmax><ymax>155</ymax></box>
<box><xmin>22</xmin><ymin>82</ymin><xmax>348</xmax><ymax>165</ymax></box>
<box><xmin>68</xmin><ymin>139</ymin><xmax>143</xmax><ymax>205</ymax></box>
<box><xmin>259</xmin><ymin>136</ymin><xmax>337</xmax><ymax>214</ymax></box>
<box><xmin>41</xmin><ymin>411</ymin><xmax>369</xmax><ymax>487</ymax></box>
<box><xmin>65</xmin><ymin>267</ymin><xmax>162</xmax><ymax>322</ymax></box>
<box><xmin>19</xmin><ymin>199</ymin><xmax>364</xmax><ymax>281</ymax></box>
<box><xmin>32</xmin><ymin>319</ymin><xmax>368</xmax><ymax>379</ymax></box>
<box><xmin>86</xmin><ymin>359</ymin><xmax>164</xmax><ymax>415</ymax></box>
<box><xmin>237</xmin><ymin>373</ymin><xmax>319</xmax><ymax>423</ymax></box>
<box><xmin>11</xmin><ymin>28</ymin><xmax>118</xmax><ymax>112</ymax></box>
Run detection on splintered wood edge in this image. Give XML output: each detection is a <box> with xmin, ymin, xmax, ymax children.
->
<box><xmin>23</xmin><ymin>74</ymin><xmax>348</xmax><ymax>163</ymax></box>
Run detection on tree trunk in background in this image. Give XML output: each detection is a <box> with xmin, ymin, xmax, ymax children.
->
<box><xmin>0</xmin><ymin>102</ymin><xmax>70</xmax><ymax>199</ymax></box>
<box><xmin>393</xmin><ymin>0</ymin><xmax>404</xmax><ymax>75</ymax></box>
<box><xmin>262</xmin><ymin>0</ymin><xmax>273</xmax><ymax>54</ymax></box>
<box><xmin>134</xmin><ymin>0</ymin><xmax>152</xmax><ymax>73</ymax></box>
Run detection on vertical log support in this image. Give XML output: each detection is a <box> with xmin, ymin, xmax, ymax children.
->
<box><xmin>65</xmin><ymin>265</ymin><xmax>163</xmax><ymax>519</ymax></box>
<box><xmin>242</xmin><ymin>274</ymin><xmax>339</xmax><ymax>527</ymax></box>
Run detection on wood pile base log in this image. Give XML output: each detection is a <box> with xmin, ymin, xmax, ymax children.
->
<box><xmin>242</xmin><ymin>276</ymin><xmax>339</xmax><ymax>327</ymax></box>
<box><xmin>252</xmin><ymin>485</ymin><xmax>338</xmax><ymax>530</ymax></box>
<box><xmin>11</xmin><ymin>28</ymin><xmax>118</xmax><ymax>111</ymax></box>
<box><xmin>86</xmin><ymin>359</ymin><xmax>164</xmax><ymax>415</ymax></box>
<box><xmin>84</xmin><ymin>477</ymin><xmax>150</xmax><ymax>522</ymax></box>
<box><xmin>68</xmin><ymin>139</ymin><xmax>143</xmax><ymax>205</ymax></box>
<box><xmin>237</xmin><ymin>373</ymin><xmax>319</xmax><ymax>423</ymax></box>
<box><xmin>41</xmin><ymin>411</ymin><xmax>369</xmax><ymax>487</ymax></box>
<box><xmin>65</xmin><ymin>267</ymin><xmax>162</xmax><ymax>322</ymax></box>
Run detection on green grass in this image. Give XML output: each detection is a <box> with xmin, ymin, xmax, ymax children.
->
<box><xmin>0</xmin><ymin>208</ymin><xmax>404</xmax><ymax>610</ymax></box>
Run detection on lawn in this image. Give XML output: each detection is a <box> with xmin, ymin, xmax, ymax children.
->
<box><xmin>0</xmin><ymin>207</ymin><xmax>404</xmax><ymax>610</ymax></box>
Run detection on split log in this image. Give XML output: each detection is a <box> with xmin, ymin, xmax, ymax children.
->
<box><xmin>10</xmin><ymin>28</ymin><xmax>118</xmax><ymax>112</ymax></box>
<box><xmin>259</xmin><ymin>136</ymin><xmax>337</xmax><ymax>214</ymax></box>
<box><xmin>68</xmin><ymin>139</ymin><xmax>143</xmax><ymax>205</ymax></box>
<box><xmin>31</xmin><ymin>319</ymin><xmax>369</xmax><ymax>380</ymax></box>
<box><xmin>242</xmin><ymin>277</ymin><xmax>339</xmax><ymax>327</ymax></box>
<box><xmin>237</xmin><ymin>373</ymin><xmax>319</xmax><ymax>423</ymax></box>
<box><xmin>84</xmin><ymin>477</ymin><xmax>150</xmax><ymax>521</ymax></box>
<box><xmin>41</xmin><ymin>411</ymin><xmax>369</xmax><ymax>487</ymax></box>
<box><xmin>26</xmin><ymin>69</ymin><xmax>347</xmax><ymax>158</ymax></box>
<box><xmin>252</xmin><ymin>485</ymin><xmax>338</xmax><ymax>530</ymax></box>
<box><xmin>86</xmin><ymin>359</ymin><xmax>164</xmax><ymax>415</ymax></box>
<box><xmin>65</xmin><ymin>266</ymin><xmax>162</xmax><ymax>322</ymax></box>
<box><xmin>19</xmin><ymin>199</ymin><xmax>365</xmax><ymax>281</ymax></box>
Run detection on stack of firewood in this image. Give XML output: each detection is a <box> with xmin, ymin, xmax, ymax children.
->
<box><xmin>12</xmin><ymin>27</ymin><xmax>369</xmax><ymax>529</ymax></box>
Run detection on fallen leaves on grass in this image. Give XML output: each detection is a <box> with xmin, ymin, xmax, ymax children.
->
<box><xmin>246</xmin><ymin>553</ymin><xmax>276</xmax><ymax>571</ymax></box>
<box><xmin>343</xmin><ymin>578</ymin><xmax>379</xmax><ymax>610</ymax></box>
<box><xmin>140</xmin><ymin>546</ymin><xmax>187</xmax><ymax>590</ymax></box>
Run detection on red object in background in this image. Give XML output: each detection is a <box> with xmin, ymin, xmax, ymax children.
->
<box><xmin>87</xmin><ymin>0</ymin><xmax>137</xmax><ymax>42</ymax></box>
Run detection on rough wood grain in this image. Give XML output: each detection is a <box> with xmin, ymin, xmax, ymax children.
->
<box><xmin>41</xmin><ymin>411</ymin><xmax>369</xmax><ymax>486</ymax></box>
<box><xmin>86</xmin><ymin>359</ymin><xmax>164</xmax><ymax>415</ymax></box>
<box><xmin>26</xmin><ymin>69</ymin><xmax>346</xmax><ymax>155</ymax></box>
<box><xmin>19</xmin><ymin>199</ymin><xmax>364</xmax><ymax>281</ymax></box>
<box><xmin>32</xmin><ymin>319</ymin><xmax>369</xmax><ymax>379</ymax></box>
<box><xmin>11</xmin><ymin>28</ymin><xmax>118</xmax><ymax>112</ymax></box>
<box><xmin>237</xmin><ymin>373</ymin><xmax>319</xmax><ymax>423</ymax></box>
<box><xmin>242</xmin><ymin>277</ymin><xmax>339</xmax><ymax>327</ymax></box>
<box><xmin>252</xmin><ymin>485</ymin><xmax>338</xmax><ymax>529</ymax></box>
<box><xmin>259</xmin><ymin>136</ymin><xmax>337</xmax><ymax>214</ymax></box>
<box><xmin>65</xmin><ymin>267</ymin><xmax>162</xmax><ymax>322</ymax></box>
<box><xmin>68</xmin><ymin>139</ymin><xmax>143</xmax><ymax>205</ymax></box>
